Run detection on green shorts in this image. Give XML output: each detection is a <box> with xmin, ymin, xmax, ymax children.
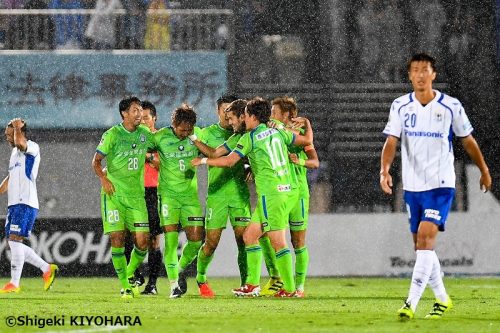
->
<box><xmin>205</xmin><ymin>195</ymin><xmax>251</xmax><ymax>230</ymax></box>
<box><xmin>101</xmin><ymin>193</ymin><xmax>149</xmax><ymax>234</ymax></box>
<box><xmin>158</xmin><ymin>194</ymin><xmax>204</xmax><ymax>228</ymax></box>
<box><xmin>251</xmin><ymin>191</ymin><xmax>299</xmax><ymax>232</ymax></box>
<box><xmin>289</xmin><ymin>196</ymin><xmax>310</xmax><ymax>231</ymax></box>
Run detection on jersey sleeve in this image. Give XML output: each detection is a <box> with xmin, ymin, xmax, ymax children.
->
<box><xmin>199</xmin><ymin>127</ymin><xmax>209</xmax><ymax>144</ymax></box>
<box><xmin>451</xmin><ymin>104</ymin><xmax>473</xmax><ymax>137</ymax></box>
<box><xmin>382</xmin><ymin>101</ymin><xmax>402</xmax><ymax>138</ymax></box>
<box><xmin>25</xmin><ymin>141</ymin><xmax>39</xmax><ymax>156</ymax></box>
<box><xmin>222</xmin><ymin>133</ymin><xmax>239</xmax><ymax>152</ymax></box>
<box><xmin>233</xmin><ymin>132</ymin><xmax>252</xmax><ymax>158</ymax></box>
<box><xmin>96</xmin><ymin>130</ymin><xmax>114</xmax><ymax>156</ymax></box>
<box><xmin>279</xmin><ymin>128</ymin><xmax>295</xmax><ymax>146</ymax></box>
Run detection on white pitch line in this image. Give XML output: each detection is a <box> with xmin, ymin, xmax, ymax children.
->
<box><xmin>36</xmin><ymin>325</ymin><xmax>129</xmax><ymax>333</ymax></box>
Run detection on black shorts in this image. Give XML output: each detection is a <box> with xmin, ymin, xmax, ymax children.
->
<box><xmin>145</xmin><ymin>187</ymin><xmax>162</xmax><ymax>236</ymax></box>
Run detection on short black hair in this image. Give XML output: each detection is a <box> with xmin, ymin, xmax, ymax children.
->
<box><xmin>7</xmin><ymin>119</ymin><xmax>27</xmax><ymax>134</ymax></box>
<box><xmin>408</xmin><ymin>53</ymin><xmax>437</xmax><ymax>72</ymax></box>
<box><xmin>119</xmin><ymin>96</ymin><xmax>141</xmax><ymax>119</ymax></box>
<box><xmin>245</xmin><ymin>97</ymin><xmax>271</xmax><ymax>124</ymax></box>
<box><xmin>225</xmin><ymin>99</ymin><xmax>247</xmax><ymax>117</ymax></box>
<box><xmin>141</xmin><ymin>100</ymin><xmax>157</xmax><ymax>118</ymax></box>
<box><xmin>172</xmin><ymin>104</ymin><xmax>197</xmax><ymax>126</ymax></box>
<box><xmin>217</xmin><ymin>95</ymin><xmax>239</xmax><ymax>109</ymax></box>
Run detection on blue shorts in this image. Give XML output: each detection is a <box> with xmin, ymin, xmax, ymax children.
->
<box><xmin>403</xmin><ymin>188</ymin><xmax>455</xmax><ymax>233</ymax></box>
<box><xmin>5</xmin><ymin>204</ymin><xmax>38</xmax><ymax>238</ymax></box>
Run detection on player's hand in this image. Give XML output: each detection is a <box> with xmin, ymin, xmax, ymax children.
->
<box><xmin>380</xmin><ymin>172</ymin><xmax>393</xmax><ymax>195</ymax></box>
<box><xmin>289</xmin><ymin>153</ymin><xmax>299</xmax><ymax>164</ymax></box>
<box><xmin>100</xmin><ymin>176</ymin><xmax>115</xmax><ymax>195</ymax></box>
<box><xmin>191</xmin><ymin>157</ymin><xmax>202</xmax><ymax>167</ymax></box>
<box><xmin>480</xmin><ymin>170</ymin><xmax>492</xmax><ymax>193</ymax></box>
<box><xmin>290</xmin><ymin>117</ymin><xmax>309</xmax><ymax>129</ymax></box>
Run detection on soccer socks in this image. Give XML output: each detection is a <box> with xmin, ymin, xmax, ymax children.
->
<box><xmin>259</xmin><ymin>236</ymin><xmax>280</xmax><ymax>278</ymax></box>
<box><xmin>294</xmin><ymin>246</ymin><xmax>309</xmax><ymax>291</ymax></box>
<box><xmin>111</xmin><ymin>247</ymin><xmax>130</xmax><ymax>290</ymax></box>
<box><xmin>428</xmin><ymin>251</ymin><xmax>448</xmax><ymax>303</ymax></box>
<box><xmin>237</xmin><ymin>242</ymin><xmax>247</xmax><ymax>286</ymax></box>
<box><xmin>276</xmin><ymin>248</ymin><xmax>295</xmax><ymax>293</ymax></box>
<box><xmin>196</xmin><ymin>246</ymin><xmax>214</xmax><ymax>283</ymax></box>
<box><xmin>245</xmin><ymin>245</ymin><xmax>263</xmax><ymax>286</ymax></box>
<box><xmin>164</xmin><ymin>231</ymin><xmax>180</xmax><ymax>282</ymax></box>
<box><xmin>8</xmin><ymin>241</ymin><xmax>25</xmax><ymax>287</ymax></box>
<box><xmin>147</xmin><ymin>248</ymin><xmax>162</xmax><ymax>286</ymax></box>
<box><xmin>126</xmin><ymin>247</ymin><xmax>148</xmax><ymax>278</ymax></box>
<box><xmin>179</xmin><ymin>240</ymin><xmax>202</xmax><ymax>271</ymax></box>
<box><xmin>407</xmin><ymin>249</ymin><xmax>434</xmax><ymax>311</ymax></box>
<box><xmin>21</xmin><ymin>243</ymin><xmax>50</xmax><ymax>273</ymax></box>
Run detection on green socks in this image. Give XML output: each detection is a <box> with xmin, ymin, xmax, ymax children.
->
<box><xmin>164</xmin><ymin>231</ymin><xmax>179</xmax><ymax>281</ymax></box>
<box><xmin>245</xmin><ymin>245</ymin><xmax>262</xmax><ymax>286</ymax></box>
<box><xmin>111</xmin><ymin>247</ymin><xmax>130</xmax><ymax>290</ymax></box>
<box><xmin>196</xmin><ymin>246</ymin><xmax>214</xmax><ymax>283</ymax></box>
<box><xmin>276</xmin><ymin>247</ymin><xmax>295</xmax><ymax>292</ymax></box>
<box><xmin>126</xmin><ymin>246</ymin><xmax>148</xmax><ymax>278</ymax></box>
<box><xmin>237</xmin><ymin>242</ymin><xmax>247</xmax><ymax>286</ymax></box>
<box><xmin>179</xmin><ymin>240</ymin><xmax>202</xmax><ymax>271</ymax></box>
<box><xmin>294</xmin><ymin>247</ymin><xmax>309</xmax><ymax>291</ymax></box>
<box><xmin>259</xmin><ymin>236</ymin><xmax>280</xmax><ymax>278</ymax></box>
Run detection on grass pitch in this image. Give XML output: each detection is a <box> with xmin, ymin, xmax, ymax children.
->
<box><xmin>0</xmin><ymin>277</ymin><xmax>499</xmax><ymax>333</ymax></box>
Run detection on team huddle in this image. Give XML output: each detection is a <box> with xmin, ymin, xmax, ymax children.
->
<box><xmin>91</xmin><ymin>95</ymin><xmax>318</xmax><ymax>299</ymax></box>
<box><xmin>0</xmin><ymin>53</ymin><xmax>493</xmax><ymax>320</ymax></box>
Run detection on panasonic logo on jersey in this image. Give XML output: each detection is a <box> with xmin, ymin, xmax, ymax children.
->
<box><xmin>404</xmin><ymin>130</ymin><xmax>444</xmax><ymax>138</ymax></box>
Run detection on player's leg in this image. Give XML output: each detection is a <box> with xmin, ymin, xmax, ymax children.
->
<box><xmin>423</xmin><ymin>189</ymin><xmax>455</xmax><ymax>318</ymax></box>
<box><xmin>196</xmin><ymin>197</ymin><xmax>227</xmax><ymax>296</ymax></box>
<box><xmin>178</xmin><ymin>199</ymin><xmax>204</xmax><ymax>294</ymax></box>
<box><xmin>229</xmin><ymin>203</ymin><xmax>251</xmax><ymax>287</ymax></box>
<box><xmin>142</xmin><ymin>233</ymin><xmax>161</xmax><ymax>295</ymax></box>
<box><xmin>158</xmin><ymin>194</ymin><xmax>182</xmax><ymax>297</ymax></box>
<box><xmin>232</xmin><ymin>222</ymin><xmax>263</xmax><ymax>296</ymax></box>
<box><xmin>101</xmin><ymin>194</ymin><xmax>133</xmax><ymax>297</ymax></box>
<box><xmin>143</xmin><ymin>187</ymin><xmax>162</xmax><ymax>294</ymax></box>
<box><xmin>196</xmin><ymin>228</ymin><xmax>222</xmax><ymax>298</ymax></box>
<box><xmin>267</xmin><ymin>193</ymin><xmax>297</xmax><ymax>297</ymax></box>
<box><xmin>125</xmin><ymin>197</ymin><xmax>150</xmax><ymax>288</ymax></box>
<box><xmin>290</xmin><ymin>196</ymin><xmax>310</xmax><ymax>297</ymax></box>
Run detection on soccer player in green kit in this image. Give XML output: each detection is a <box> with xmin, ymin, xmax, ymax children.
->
<box><xmin>153</xmin><ymin>104</ymin><xmax>204</xmax><ymax>298</ymax></box>
<box><xmin>92</xmin><ymin>97</ymin><xmax>154</xmax><ymax>299</ymax></box>
<box><xmin>189</xmin><ymin>97</ymin><xmax>251</xmax><ymax>298</ymax></box>
<box><xmin>267</xmin><ymin>96</ymin><xmax>319</xmax><ymax>298</ymax></box>
<box><xmin>192</xmin><ymin>97</ymin><xmax>313</xmax><ymax>297</ymax></box>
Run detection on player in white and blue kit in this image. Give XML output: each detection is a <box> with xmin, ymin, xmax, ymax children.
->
<box><xmin>0</xmin><ymin>118</ymin><xmax>58</xmax><ymax>293</ymax></box>
<box><xmin>380</xmin><ymin>54</ymin><xmax>492</xmax><ymax>319</ymax></box>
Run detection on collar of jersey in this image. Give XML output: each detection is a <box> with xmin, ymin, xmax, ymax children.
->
<box><xmin>412</xmin><ymin>89</ymin><xmax>441</xmax><ymax>108</ymax></box>
<box><xmin>119</xmin><ymin>122</ymin><xmax>139</xmax><ymax>134</ymax></box>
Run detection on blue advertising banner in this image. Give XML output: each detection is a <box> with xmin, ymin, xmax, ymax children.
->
<box><xmin>0</xmin><ymin>51</ymin><xmax>227</xmax><ymax>128</ymax></box>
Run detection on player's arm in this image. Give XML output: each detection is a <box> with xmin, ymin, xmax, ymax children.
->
<box><xmin>380</xmin><ymin>135</ymin><xmax>398</xmax><ymax>195</ymax></box>
<box><xmin>92</xmin><ymin>152</ymin><xmax>115</xmax><ymax>195</ymax></box>
<box><xmin>0</xmin><ymin>176</ymin><xmax>9</xmax><ymax>194</ymax></box>
<box><xmin>289</xmin><ymin>145</ymin><xmax>319</xmax><ymax>169</ymax></box>
<box><xmin>460</xmin><ymin>135</ymin><xmax>492</xmax><ymax>192</ymax></box>
<box><xmin>189</xmin><ymin>134</ymin><xmax>229</xmax><ymax>158</ymax></box>
<box><xmin>289</xmin><ymin>117</ymin><xmax>313</xmax><ymax>147</ymax></box>
<box><xmin>191</xmin><ymin>151</ymin><xmax>241</xmax><ymax>168</ymax></box>
<box><xmin>11</xmin><ymin>118</ymin><xmax>28</xmax><ymax>152</ymax></box>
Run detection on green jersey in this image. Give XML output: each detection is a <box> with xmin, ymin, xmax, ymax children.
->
<box><xmin>153</xmin><ymin>126</ymin><xmax>202</xmax><ymax>197</ymax></box>
<box><xmin>233</xmin><ymin>123</ymin><xmax>296</xmax><ymax>196</ymax></box>
<box><xmin>199</xmin><ymin>124</ymin><xmax>249</xmax><ymax>200</ymax></box>
<box><xmin>96</xmin><ymin>123</ymin><xmax>153</xmax><ymax>197</ymax></box>
<box><xmin>288</xmin><ymin>145</ymin><xmax>310</xmax><ymax>198</ymax></box>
